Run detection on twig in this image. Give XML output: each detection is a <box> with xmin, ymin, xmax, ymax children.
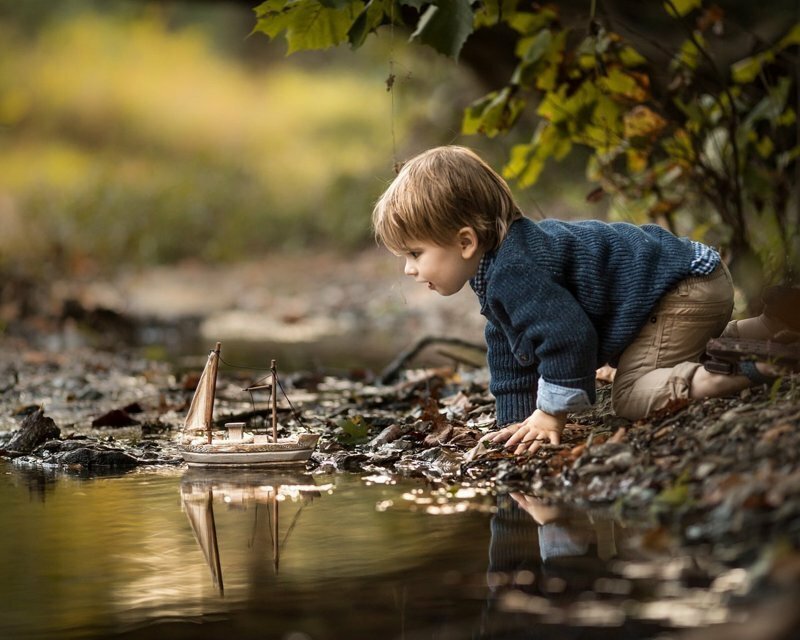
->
<box><xmin>377</xmin><ymin>336</ymin><xmax>487</xmax><ymax>384</ymax></box>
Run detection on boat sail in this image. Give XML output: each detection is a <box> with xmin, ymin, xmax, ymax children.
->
<box><xmin>182</xmin><ymin>481</ymin><xmax>224</xmax><ymax>592</ymax></box>
<box><xmin>183</xmin><ymin>343</ymin><xmax>221</xmax><ymax>444</ymax></box>
<box><xmin>178</xmin><ymin>342</ymin><xmax>320</xmax><ymax>467</ymax></box>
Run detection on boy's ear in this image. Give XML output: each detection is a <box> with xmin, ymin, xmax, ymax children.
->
<box><xmin>457</xmin><ymin>227</ymin><xmax>479</xmax><ymax>259</ymax></box>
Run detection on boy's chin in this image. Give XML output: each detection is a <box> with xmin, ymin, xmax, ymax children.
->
<box><xmin>435</xmin><ymin>285</ymin><xmax>462</xmax><ymax>297</ymax></box>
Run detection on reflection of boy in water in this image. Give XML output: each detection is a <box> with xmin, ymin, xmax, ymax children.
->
<box><xmin>507</xmin><ymin>493</ymin><xmax>618</xmax><ymax>565</ymax></box>
<box><xmin>482</xmin><ymin>493</ymin><xmax>623</xmax><ymax>634</ymax></box>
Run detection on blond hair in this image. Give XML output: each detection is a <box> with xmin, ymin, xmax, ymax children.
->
<box><xmin>372</xmin><ymin>146</ymin><xmax>523</xmax><ymax>252</ymax></box>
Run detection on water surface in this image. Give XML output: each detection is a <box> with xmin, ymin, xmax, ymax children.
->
<box><xmin>0</xmin><ymin>463</ymin><xmax>751</xmax><ymax>639</ymax></box>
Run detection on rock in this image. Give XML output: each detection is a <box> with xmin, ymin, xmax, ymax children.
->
<box><xmin>577</xmin><ymin>462</ymin><xmax>615</xmax><ymax>477</ymax></box>
<box><xmin>588</xmin><ymin>442</ymin><xmax>630</xmax><ymax>458</ymax></box>
<box><xmin>6</xmin><ymin>408</ymin><xmax>60</xmax><ymax>453</ymax></box>
<box><xmin>58</xmin><ymin>447</ymin><xmax>140</xmax><ymax>468</ymax></box>
<box><xmin>606</xmin><ymin>451</ymin><xmax>635</xmax><ymax>470</ymax></box>
<box><xmin>34</xmin><ymin>439</ymin><xmax>89</xmax><ymax>454</ymax></box>
<box><xmin>91</xmin><ymin>409</ymin><xmax>140</xmax><ymax>427</ymax></box>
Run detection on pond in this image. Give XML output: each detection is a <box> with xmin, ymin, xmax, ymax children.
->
<box><xmin>0</xmin><ymin>463</ymin><xmax>755</xmax><ymax>640</ymax></box>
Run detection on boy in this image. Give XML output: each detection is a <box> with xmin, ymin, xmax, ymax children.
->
<box><xmin>372</xmin><ymin>146</ymin><xmax>797</xmax><ymax>455</ymax></box>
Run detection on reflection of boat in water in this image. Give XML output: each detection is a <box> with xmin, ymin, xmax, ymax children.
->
<box><xmin>180</xmin><ymin>468</ymin><xmax>326</xmax><ymax>593</ymax></box>
<box><xmin>178</xmin><ymin>342</ymin><xmax>320</xmax><ymax>467</ymax></box>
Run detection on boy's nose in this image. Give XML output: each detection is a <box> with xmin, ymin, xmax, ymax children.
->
<box><xmin>404</xmin><ymin>261</ymin><xmax>417</xmax><ymax>276</ymax></box>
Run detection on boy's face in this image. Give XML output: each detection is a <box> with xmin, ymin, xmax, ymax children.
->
<box><xmin>395</xmin><ymin>228</ymin><xmax>482</xmax><ymax>297</ymax></box>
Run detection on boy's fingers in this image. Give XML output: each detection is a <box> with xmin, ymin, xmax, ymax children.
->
<box><xmin>512</xmin><ymin>430</ymin><xmax>560</xmax><ymax>455</ymax></box>
<box><xmin>505</xmin><ymin>429</ymin><xmax>527</xmax><ymax>447</ymax></box>
<box><xmin>516</xmin><ymin>438</ymin><xmax>541</xmax><ymax>456</ymax></box>
<box><xmin>491</xmin><ymin>423</ymin><xmax>522</xmax><ymax>443</ymax></box>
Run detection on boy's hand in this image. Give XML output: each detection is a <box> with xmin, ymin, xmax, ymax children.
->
<box><xmin>483</xmin><ymin>409</ymin><xmax>567</xmax><ymax>456</ymax></box>
<box><xmin>509</xmin><ymin>492</ymin><xmax>564</xmax><ymax>525</ymax></box>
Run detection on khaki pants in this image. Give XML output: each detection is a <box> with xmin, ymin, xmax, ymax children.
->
<box><xmin>612</xmin><ymin>263</ymin><xmax>734</xmax><ymax>420</ymax></box>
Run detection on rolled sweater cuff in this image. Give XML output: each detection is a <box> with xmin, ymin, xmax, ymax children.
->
<box><xmin>536</xmin><ymin>378</ymin><xmax>594</xmax><ymax>414</ymax></box>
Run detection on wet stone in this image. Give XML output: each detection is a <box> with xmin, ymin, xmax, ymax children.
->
<box><xmin>58</xmin><ymin>447</ymin><xmax>140</xmax><ymax>468</ymax></box>
<box><xmin>6</xmin><ymin>409</ymin><xmax>60</xmax><ymax>454</ymax></box>
<box><xmin>35</xmin><ymin>439</ymin><xmax>94</xmax><ymax>454</ymax></box>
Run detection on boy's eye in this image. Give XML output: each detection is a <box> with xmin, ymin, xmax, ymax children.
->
<box><xmin>408</xmin><ymin>251</ymin><xmax>420</xmax><ymax>259</ymax></box>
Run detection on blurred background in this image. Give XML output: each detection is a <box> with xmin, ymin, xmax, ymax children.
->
<box><xmin>0</xmin><ymin>0</ymin><xmax>597</xmax><ymax>370</ymax></box>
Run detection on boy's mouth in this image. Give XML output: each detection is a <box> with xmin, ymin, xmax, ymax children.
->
<box><xmin>427</xmin><ymin>282</ymin><xmax>435</xmax><ymax>290</ymax></box>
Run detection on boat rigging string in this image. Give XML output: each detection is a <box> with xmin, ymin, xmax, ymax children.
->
<box><xmin>216</xmin><ymin>353</ymin><xmax>307</xmax><ymax>429</ymax></box>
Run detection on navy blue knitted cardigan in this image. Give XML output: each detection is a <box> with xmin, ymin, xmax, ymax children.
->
<box><xmin>470</xmin><ymin>217</ymin><xmax>696</xmax><ymax>426</ymax></box>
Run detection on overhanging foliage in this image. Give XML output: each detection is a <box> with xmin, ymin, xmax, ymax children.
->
<box><xmin>253</xmin><ymin>0</ymin><xmax>800</xmax><ymax>292</ymax></box>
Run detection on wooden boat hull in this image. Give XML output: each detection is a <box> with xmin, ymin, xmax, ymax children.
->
<box><xmin>180</xmin><ymin>434</ymin><xmax>320</xmax><ymax>468</ymax></box>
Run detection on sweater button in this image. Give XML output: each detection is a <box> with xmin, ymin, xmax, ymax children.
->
<box><xmin>650</xmin><ymin>316</ymin><xmax>657</xmax><ymax>323</ymax></box>
<box><xmin>520</xmin><ymin>354</ymin><xmax>529</xmax><ymax>362</ymax></box>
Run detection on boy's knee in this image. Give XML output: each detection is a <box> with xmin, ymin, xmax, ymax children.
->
<box><xmin>611</xmin><ymin>382</ymin><xmax>644</xmax><ymax>420</ymax></box>
<box><xmin>611</xmin><ymin>389</ymin><xmax>646</xmax><ymax>421</ymax></box>
<box><xmin>611</xmin><ymin>362</ymin><xmax>700</xmax><ymax>421</ymax></box>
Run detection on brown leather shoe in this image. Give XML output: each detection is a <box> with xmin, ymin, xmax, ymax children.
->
<box><xmin>703</xmin><ymin>337</ymin><xmax>800</xmax><ymax>379</ymax></box>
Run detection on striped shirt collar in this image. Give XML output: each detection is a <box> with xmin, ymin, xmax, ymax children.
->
<box><xmin>688</xmin><ymin>241</ymin><xmax>721</xmax><ymax>275</ymax></box>
<box><xmin>470</xmin><ymin>250</ymin><xmax>495</xmax><ymax>298</ymax></box>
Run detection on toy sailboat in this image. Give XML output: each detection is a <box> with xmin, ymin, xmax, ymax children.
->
<box><xmin>178</xmin><ymin>342</ymin><xmax>320</xmax><ymax>467</ymax></box>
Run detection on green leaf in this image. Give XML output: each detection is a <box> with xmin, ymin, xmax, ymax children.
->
<box><xmin>507</xmin><ymin>5</ymin><xmax>558</xmax><ymax>35</ymax></box>
<box><xmin>599</xmin><ymin>67</ymin><xmax>648</xmax><ymax>101</ymax></box>
<box><xmin>253</xmin><ymin>0</ymin><xmax>295</xmax><ymax>37</ymax></box>
<box><xmin>673</xmin><ymin>33</ymin><xmax>704</xmax><ymax>72</ymax></box>
<box><xmin>336</xmin><ymin>415</ymin><xmax>371</xmax><ymax>445</ymax></box>
<box><xmin>511</xmin><ymin>30</ymin><xmax>552</xmax><ymax>85</ymax></box>
<box><xmin>348</xmin><ymin>0</ymin><xmax>390</xmax><ymax>48</ymax></box>
<box><xmin>565</xmin><ymin>90</ymin><xmax>624</xmax><ymax>153</ymax></box>
<box><xmin>535</xmin><ymin>30</ymin><xmax>566</xmax><ymax>91</ymax></box>
<box><xmin>475</xmin><ymin>0</ymin><xmax>522</xmax><ymax>29</ymax></box>
<box><xmin>777</xmin><ymin>107</ymin><xmax>796</xmax><ymax>127</ymax></box>
<box><xmin>504</xmin><ymin>122</ymin><xmax>571</xmax><ymax>187</ymax></box>
<box><xmin>536</xmin><ymin>85</ymin><xmax>569</xmax><ymax>123</ymax></box>
<box><xmin>777</xmin><ymin>22</ymin><xmax>800</xmax><ymax>49</ymax></box>
<box><xmin>462</xmin><ymin>87</ymin><xmax>525</xmax><ymax>137</ymax></box>
<box><xmin>504</xmin><ymin>141</ymin><xmax>545</xmax><ymax>187</ymax></box>
<box><xmin>731</xmin><ymin>53</ymin><xmax>771</xmax><ymax>84</ymax></box>
<box><xmin>744</xmin><ymin>77</ymin><xmax>790</xmax><ymax>127</ymax></box>
<box><xmin>654</xmin><ymin>471</ymin><xmax>692</xmax><ymax>507</ymax></box>
<box><xmin>619</xmin><ymin>45</ymin><xmax>647</xmax><ymax>67</ymax></box>
<box><xmin>410</xmin><ymin>0</ymin><xmax>475</xmax><ymax>59</ymax></box>
<box><xmin>253</xmin><ymin>0</ymin><xmax>364</xmax><ymax>53</ymax></box>
<box><xmin>515</xmin><ymin>28</ymin><xmax>552</xmax><ymax>64</ymax></box>
<box><xmin>755</xmin><ymin>136</ymin><xmax>774</xmax><ymax>159</ymax></box>
<box><xmin>664</xmin><ymin>0</ymin><xmax>701</xmax><ymax>18</ymax></box>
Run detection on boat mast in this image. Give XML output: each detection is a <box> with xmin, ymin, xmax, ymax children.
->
<box><xmin>272</xmin><ymin>489</ymin><xmax>280</xmax><ymax>572</ymax></box>
<box><xmin>271</xmin><ymin>359</ymin><xmax>278</xmax><ymax>443</ymax></box>
<box><xmin>205</xmin><ymin>342</ymin><xmax>222</xmax><ymax>444</ymax></box>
